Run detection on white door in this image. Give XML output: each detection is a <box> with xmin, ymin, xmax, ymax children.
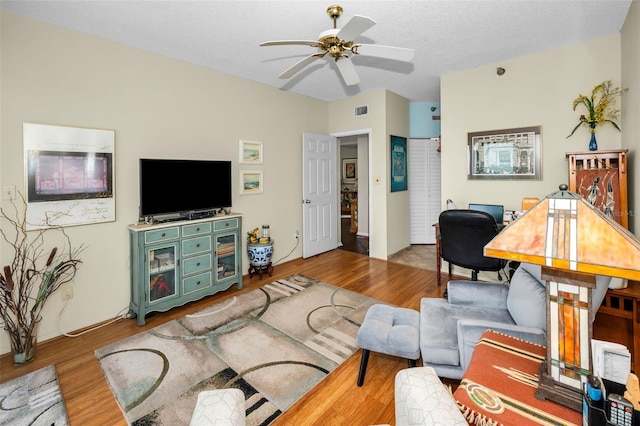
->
<box><xmin>409</xmin><ymin>138</ymin><xmax>442</xmax><ymax>244</ymax></box>
<box><xmin>302</xmin><ymin>132</ymin><xmax>338</xmax><ymax>258</ymax></box>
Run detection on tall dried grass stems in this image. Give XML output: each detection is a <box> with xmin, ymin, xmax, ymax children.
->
<box><xmin>0</xmin><ymin>195</ymin><xmax>83</xmax><ymax>361</ymax></box>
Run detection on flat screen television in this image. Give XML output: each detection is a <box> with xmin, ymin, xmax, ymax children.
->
<box><xmin>139</xmin><ymin>158</ymin><xmax>231</xmax><ymax>220</ymax></box>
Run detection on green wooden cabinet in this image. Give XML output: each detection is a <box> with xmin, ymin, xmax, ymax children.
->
<box><xmin>128</xmin><ymin>215</ymin><xmax>243</xmax><ymax>325</ymax></box>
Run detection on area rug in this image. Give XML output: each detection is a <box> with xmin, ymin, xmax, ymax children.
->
<box><xmin>96</xmin><ymin>274</ymin><xmax>383</xmax><ymax>425</ymax></box>
<box><xmin>0</xmin><ymin>364</ymin><xmax>69</xmax><ymax>425</ymax></box>
<box><xmin>388</xmin><ymin>244</ymin><xmax>438</xmax><ymax>272</ymax></box>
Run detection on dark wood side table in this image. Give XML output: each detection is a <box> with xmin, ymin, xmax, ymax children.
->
<box><xmin>593</xmin><ymin>280</ymin><xmax>640</xmax><ymax>374</ymax></box>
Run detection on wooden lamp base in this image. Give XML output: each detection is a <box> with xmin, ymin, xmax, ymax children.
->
<box><xmin>535</xmin><ymin>362</ymin><xmax>583</xmax><ymax>412</ymax></box>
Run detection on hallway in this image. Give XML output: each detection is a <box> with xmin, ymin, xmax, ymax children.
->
<box><xmin>338</xmin><ymin>217</ymin><xmax>368</xmax><ymax>255</ymax></box>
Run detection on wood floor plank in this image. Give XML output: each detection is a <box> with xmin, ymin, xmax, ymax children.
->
<box><xmin>0</xmin><ymin>249</ymin><xmax>449</xmax><ymax>425</ymax></box>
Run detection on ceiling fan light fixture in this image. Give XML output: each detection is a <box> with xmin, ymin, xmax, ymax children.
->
<box><xmin>260</xmin><ymin>4</ymin><xmax>414</xmax><ymax>85</ymax></box>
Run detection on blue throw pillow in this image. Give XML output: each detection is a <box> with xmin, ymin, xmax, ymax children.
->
<box><xmin>507</xmin><ymin>263</ymin><xmax>546</xmax><ymax>330</ymax></box>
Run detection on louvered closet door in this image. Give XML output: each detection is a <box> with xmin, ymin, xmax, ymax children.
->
<box><xmin>409</xmin><ymin>138</ymin><xmax>441</xmax><ymax>244</ymax></box>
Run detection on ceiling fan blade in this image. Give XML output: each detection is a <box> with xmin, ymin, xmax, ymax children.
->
<box><xmin>260</xmin><ymin>40</ymin><xmax>321</xmax><ymax>47</ymax></box>
<box><xmin>354</xmin><ymin>44</ymin><xmax>415</xmax><ymax>61</ymax></box>
<box><xmin>336</xmin><ymin>57</ymin><xmax>360</xmax><ymax>86</ymax></box>
<box><xmin>278</xmin><ymin>54</ymin><xmax>323</xmax><ymax>79</ymax></box>
<box><xmin>336</xmin><ymin>15</ymin><xmax>376</xmax><ymax>41</ymax></box>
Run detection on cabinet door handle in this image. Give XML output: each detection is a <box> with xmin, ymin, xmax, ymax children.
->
<box><xmin>196</xmin><ymin>243</ymin><xmax>200</xmax><ymax>247</ymax></box>
<box><xmin>161</xmin><ymin>232</ymin><xmax>166</xmax><ymax>237</ymax></box>
<box><xmin>196</xmin><ymin>227</ymin><xmax>200</xmax><ymax>231</ymax></box>
<box><xmin>196</xmin><ymin>281</ymin><xmax>201</xmax><ymax>286</ymax></box>
<box><xmin>196</xmin><ymin>262</ymin><xmax>200</xmax><ymax>266</ymax></box>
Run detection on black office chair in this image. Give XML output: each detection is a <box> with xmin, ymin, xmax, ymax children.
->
<box><xmin>438</xmin><ymin>209</ymin><xmax>507</xmax><ymax>283</ymax></box>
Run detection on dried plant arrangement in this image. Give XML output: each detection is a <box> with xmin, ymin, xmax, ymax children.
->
<box><xmin>0</xmin><ymin>195</ymin><xmax>83</xmax><ymax>363</ymax></box>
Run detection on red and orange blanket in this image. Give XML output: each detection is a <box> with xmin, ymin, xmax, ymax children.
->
<box><xmin>454</xmin><ymin>330</ymin><xmax>581</xmax><ymax>426</ymax></box>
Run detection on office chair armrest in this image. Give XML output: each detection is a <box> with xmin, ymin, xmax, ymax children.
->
<box><xmin>457</xmin><ymin>320</ymin><xmax>546</xmax><ymax>371</ymax></box>
<box><xmin>447</xmin><ymin>280</ymin><xmax>509</xmax><ymax>309</ymax></box>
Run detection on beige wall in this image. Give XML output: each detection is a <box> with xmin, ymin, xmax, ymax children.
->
<box><xmin>441</xmin><ymin>34</ymin><xmax>626</xmax><ymax>279</ymax></box>
<box><xmin>0</xmin><ymin>11</ymin><xmax>411</xmax><ymax>355</ymax></box>
<box><xmin>0</xmin><ymin>11</ymin><xmax>329</xmax><ymax>354</ymax></box>
<box><xmin>442</xmin><ymin>34</ymin><xmax>624</xmax><ymax>211</ymax></box>
<box><xmin>385</xmin><ymin>91</ymin><xmax>411</xmax><ymax>256</ymax></box>
<box><xmin>328</xmin><ymin>90</ymin><xmax>410</xmax><ymax>259</ymax></box>
<box><xmin>621</xmin><ymin>0</ymin><xmax>640</xmax><ymax>234</ymax></box>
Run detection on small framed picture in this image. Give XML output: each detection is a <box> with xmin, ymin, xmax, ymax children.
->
<box><xmin>239</xmin><ymin>140</ymin><xmax>263</xmax><ymax>164</ymax></box>
<box><xmin>240</xmin><ymin>170</ymin><xmax>263</xmax><ymax>195</ymax></box>
<box><xmin>342</xmin><ymin>158</ymin><xmax>357</xmax><ymax>183</ymax></box>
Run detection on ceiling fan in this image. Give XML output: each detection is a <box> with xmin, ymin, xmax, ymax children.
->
<box><xmin>260</xmin><ymin>5</ymin><xmax>415</xmax><ymax>86</ymax></box>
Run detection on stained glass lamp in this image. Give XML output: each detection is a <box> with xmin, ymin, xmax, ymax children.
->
<box><xmin>484</xmin><ymin>184</ymin><xmax>640</xmax><ymax>410</ymax></box>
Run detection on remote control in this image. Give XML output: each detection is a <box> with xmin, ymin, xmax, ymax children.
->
<box><xmin>608</xmin><ymin>393</ymin><xmax>634</xmax><ymax>426</ymax></box>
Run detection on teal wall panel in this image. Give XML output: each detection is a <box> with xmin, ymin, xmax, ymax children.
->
<box><xmin>410</xmin><ymin>102</ymin><xmax>441</xmax><ymax>138</ymax></box>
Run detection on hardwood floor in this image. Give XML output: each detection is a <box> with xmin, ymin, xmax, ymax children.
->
<box><xmin>0</xmin><ymin>250</ymin><xmax>447</xmax><ymax>425</ymax></box>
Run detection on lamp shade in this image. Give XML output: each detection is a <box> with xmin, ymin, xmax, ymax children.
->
<box><xmin>484</xmin><ymin>185</ymin><xmax>640</xmax><ymax>281</ymax></box>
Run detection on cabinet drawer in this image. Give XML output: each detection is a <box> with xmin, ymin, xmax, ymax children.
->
<box><xmin>183</xmin><ymin>271</ymin><xmax>212</xmax><ymax>294</ymax></box>
<box><xmin>182</xmin><ymin>236</ymin><xmax>211</xmax><ymax>256</ymax></box>
<box><xmin>182</xmin><ymin>253</ymin><xmax>211</xmax><ymax>276</ymax></box>
<box><xmin>182</xmin><ymin>222</ymin><xmax>212</xmax><ymax>237</ymax></box>
<box><xmin>144</xmin><ymin>227</ymin><xmax>180</xmax><ymax>244</ymax></box>
<box><xmin>214</xmin><ymin>218</ymin><xmax>239</xmax><ymax>231</ymax></box>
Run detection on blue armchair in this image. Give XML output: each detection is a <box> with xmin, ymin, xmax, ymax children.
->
<box><xmin>419</xmin><ymin>263</ymin><xmax>610</xmax><ymax>380</ymax></box>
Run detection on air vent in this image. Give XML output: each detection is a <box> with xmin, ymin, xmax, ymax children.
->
<box><xmin>432</xmin><ymin>115</ymin><xmax>441</xmax><ymax>121</ymax></box>
<box><xmin>354</xmin><ymin>105</ymin><xmax>368</xmax><ymax>117</ymax></box>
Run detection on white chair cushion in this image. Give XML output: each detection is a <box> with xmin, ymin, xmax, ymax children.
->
<box><xmin>190</xmin><ymin>389</ymin><xmax>246</xmax><ymax>426</ymax></box>
<box><xmin>395</xmin><ymin>367</ymin><xmax>467</xmax><ymax>425</ymax></box>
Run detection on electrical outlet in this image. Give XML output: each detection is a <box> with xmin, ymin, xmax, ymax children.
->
<box><xmin>294</xmin><ymin>230</ymin><xmax>299</xmax><ymax>240</ymax></box>
<box><xmin>61</xmin><ymin>282</ymin><xmax>73</xmax><ymax>301</ymax></box>
<box><xmin>2</xmin><ymin>185</ymin><xmax>16</xmax><ymax>201</ymax></box>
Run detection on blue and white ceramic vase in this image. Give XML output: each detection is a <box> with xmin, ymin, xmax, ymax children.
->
<box><xmin>247</xmin><ymin>241</ymin><xmax>274</xmax><ymax>267</ymax></box>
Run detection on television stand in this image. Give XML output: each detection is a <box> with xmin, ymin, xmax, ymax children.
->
<box><xmin>128</xmin><ymin>214</ymin><xmax>243</xmax><ymax>325</ymax></box>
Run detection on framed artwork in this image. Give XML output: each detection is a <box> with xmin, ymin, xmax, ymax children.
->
<box><xmin>390</xmin><ymin>135</ymin><xmax>407</xmax><ymax>192</ymax></box>
<box><xmin>240</xmin><ymin>170</ymin><xmax>263</xmax><ymax>195</ymax></box>
<box><xmin>23</xmin><ymin>122</ymin><xmax>116</xmax><ymax>229</ymax></box>
<box><xmin>239</xmin><ymin>140</ymin><xmax>263</xmax><ymax>164</ymax></box>
<box><xmin>467</xmin><ymin>126</ymin><xmax>541</xmax><ymax>180</ymax></box>
<box><xmin>342</xmin><ymin>158</ymin><xmax>357</xmax><ymax>183</ymax></box>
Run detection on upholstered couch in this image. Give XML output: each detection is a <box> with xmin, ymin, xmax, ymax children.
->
<box><xmin>419</xmin><ymin>262</ymin><xmax>610</xmax><ymax>379</ymax></box>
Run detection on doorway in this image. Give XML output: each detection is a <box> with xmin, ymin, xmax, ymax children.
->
<box><xmin>338</xmin><ymin>134</ymin><xmax>369</xmax><ymax>254</ymax></box>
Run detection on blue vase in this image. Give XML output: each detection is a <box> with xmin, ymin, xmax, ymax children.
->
<box><xmin>589</xmin><ymin>132</ymin><xmax>598</xmax><ymax>151</ymax></box>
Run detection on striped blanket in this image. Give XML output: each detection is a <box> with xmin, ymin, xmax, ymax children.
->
<box><xmin>454</xmin><ymin>330</ymin><xmax>581</xmax><ymax>426</ymax></box>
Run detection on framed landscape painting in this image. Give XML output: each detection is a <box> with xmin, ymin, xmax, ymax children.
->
<box><xmin>239</xmin><ymin>140</ymin><xmax>263</xmax><ymax>164</ymax></box>
<box><xmin>240</xmin><ymin>170</ymin><xmax>263</xmax><ymax>195</ymax></box>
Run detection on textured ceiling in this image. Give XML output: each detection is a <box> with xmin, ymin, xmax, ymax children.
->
<box><xmin>0</xmin><ymin>0</ymin><xmax>632</xmax><ymax>103</ymax></box>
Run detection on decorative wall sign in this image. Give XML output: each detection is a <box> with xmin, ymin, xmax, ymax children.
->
<box><xmin>467</xmin><ymin>126</ymin><xmax>541</xmax><ymax>180</ymax></box>
<box><xmin>23</xmin><ymin>122</ymin><xmax>116</xmax><ymax>229</ymax></box>
<box><xmin>390</xmin><ymin>135</ymin><xmax>407</xmax><ymax>192</ymax></box>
